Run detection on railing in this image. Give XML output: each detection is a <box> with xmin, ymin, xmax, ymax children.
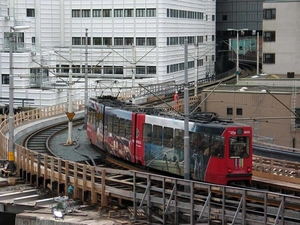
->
<box><xmin>0</xmin><ymin>100</ymin><xmax>84</xmax><ymax>159</ymax></box>
<box><xmin>1</xmin><ymin>101</ymin><xmax>300</xmax><ymax>223</ymax></box>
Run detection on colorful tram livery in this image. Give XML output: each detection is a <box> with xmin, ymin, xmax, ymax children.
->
<box><xmin>87</xmin><ymin>96</ymin><xmax>252</xmax><ymax>185</ymax></box>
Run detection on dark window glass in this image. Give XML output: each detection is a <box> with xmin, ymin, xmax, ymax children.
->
<box><xmin>27</xmin><ymin>8</ymin><xmax>35</xmax><ymax>17</ymax></box>
<box><xmin>263</xmin><ymin>53</ymin><xmax>275</xmax><ymax>64</ymax></box>
<box><xmin>263</xmin><ymin>9</ymin><xmax>276</xmax><ymax>19</ymax></box>
<box><xmin>72</xmin><ymin>37</ymin><xmax>81</xmax><ymax>45</ymax></box>
<box><xmin>136</xmin><ymin>37</ymin><xmax>145</xmax><ymax>46</ymax></box>
<box><xmin>93</xmin><ymin>37</ymin><xmax>102</xmax><ymax>45</ymax></box>
<box><xmin>125</xmin><ymin>37</ymin><xmax>134</xmax><ymax>45</ymax></box>
<box><xmin>103</xmin><ymin>37</ymin><xmax>112</xmax><ymax>45</ymax></box>
<box><xmin>124</xmin><ymin>9</ymin><xmax>133</xmax><ymax>17</ymax></box>
<box><xmin>114</xmin><ymin>38</ymin><xmax>123</xmax><ymax>45</ymax></box>
<box><xmin>82</xmin><ymin>9</ymin><xmax>90</xmax><ymax>17</ymax></box>
<box><xmin>114</xmin><ymin>66</ymin><xmax>123</xmax><ymax>74</ymax></box>
<box><xmin>72</xmin><ymin>9</ymin><xmax>80</xmax><ymax>18</ymax></box>
<box><xmin>236</xmin><ymin>108</ymin><xmax>243</xmax><ymax>116</ymax></box>
<box><xmin>2</xmin><ymin>74</ymin><xmax>9</xmax><ymax>84</ymax></box>
<box><xmin>295</xmin><ymin>108</ymin><xmax>300</xmax><ymax>128</ymax></box>
<box><xmin>227</xmin><ymin>108</ymin><xmax>233</xmax><ymax>115</ymax></box>
<box><xmin>103</xmin><ymin>9</ymin><xmax>112</xmax><ymax>17</ymax></box>
<box><xmin>93</xmin><ymin>9</ymin><xmax>101</xmax><ymax>17</ymax></box>
<box><xmin>263</xmin><ymin>31</ymin><xmax>276</xmax><ymax>42</ymax></box>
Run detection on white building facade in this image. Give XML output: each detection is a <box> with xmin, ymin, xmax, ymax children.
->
<box><xmin>262</xmin><ymin>0</ymin><xmax>300</xmax><ymax>76</ymax></box>
<box><xmin>0</xmin><ymin>0</ymin><xmax>216</xmax><ymax>107</ymax></box>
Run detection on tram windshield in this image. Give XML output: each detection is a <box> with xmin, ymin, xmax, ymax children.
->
<box><xmin>229</xmin><ymin>137</ymin><xmax>250</xmax><ymax>158</ymax></box>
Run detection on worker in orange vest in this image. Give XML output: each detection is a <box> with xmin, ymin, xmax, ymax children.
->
<box><xmin>174</xmin><ymin>91</ymin><xmax>179</xmax><ymax>110</ymax></box>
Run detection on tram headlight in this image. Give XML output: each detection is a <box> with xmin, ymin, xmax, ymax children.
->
<box><xmin>228</xmin><ymin>168</ymin><xmax>232</xmax><ymax>173</ymax></box>
<box><xmin>247</xmin><ymin>167</ymin><xmax>251</xmax><ymax>173</ymax></box>
<box><xmin>236</xmin><ymin>128</ymin><xmax>243</xmax><ymax>135</ymax></box>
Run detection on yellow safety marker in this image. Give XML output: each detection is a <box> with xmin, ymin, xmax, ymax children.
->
<box><xmin>66</xmin><ymin>112</ymin><xmax>75</xmax><ymax>122</ymax></box>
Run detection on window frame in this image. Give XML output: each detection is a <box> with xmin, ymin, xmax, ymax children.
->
<box><xmin>263</xmin><ymin>31</ymin><xmax>276</xmax><ymax>42</ymax></box>
<box><xmin>263</xmin><ymin>8</ymin><xmax>276</xmax><ymax>20</ymax></box>
<box><xmin>93</xmin><ymin>9</ymin><xmax>101</xmax><ymax>17</ymax></box>
<box><xmin>2</xmin><ymin>74</ymin><xmax>9</xmax><ymax>85</ymax></box>
<box><xmin>263</xmin><ymin>53</ymin><xmax>275</xmax><ymax>64</ymax></box>
<box><xmin>27</xmin><ymin>8</ymin><xmax>35</xmax><ymax>17</ymax></box>
<box><xmin>72</xmin><ymin>9</ymin><xmax>81</xmax><ymax>18</ymax></box>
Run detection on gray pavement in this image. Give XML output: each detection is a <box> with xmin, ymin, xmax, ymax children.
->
<box><xmin>48</xmin><ymin>124</ymin><xmax>105</xmax><ymax>163</ymax></box>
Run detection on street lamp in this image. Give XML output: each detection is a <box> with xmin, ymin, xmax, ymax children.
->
<box><xmin>227</xmin><ymin>28</ymin><xmax>248</xmax><ymax>83</ymax></box>
<box><xmin>8</xmin><ymin>25</ymin><xmax>30</xmax><ymax>171</ymax></box>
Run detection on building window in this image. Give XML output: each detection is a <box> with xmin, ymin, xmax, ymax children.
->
<box><xmin>2</xmin><ymin>74</ymin><xmax>9</xmax><ymax>85</ymax></box>
<box><xmin>212</xmin><ymin>15</ymin><xmax>215</xmax><ymax>21</ymax></box>
<box><xmin>124</xmin><ymin>9</ymin><xmax>133</xmax><ymax>17</ymax></box>
<box><xmin>93</xmin><ymin>37</ymin><xmax>102</xmax><ymax>45</ymax></box>
<box><xmin>170</xmin><ymin>37</ymin><xmax>178</xmax><ymax>45</ymax></box>
<box><xmin>236</xmin><ymin>108</ymin><xmax>243</xmax><ymax>116</ymax></box>
<box><xmin>212</xmin><ymin>55</ymin><xmax>215</xmax><ymax>62</ymax></box>
<box><xmin>114</xmin><ymin>66</ymin><xmax>123</xmax><ymax>74</ymax></box>
<box><xmin>27</xmin><ymin>8</ymin><xmax>35</xmax><ymax>17</ymax></box>
<box><xmin>61</xmin><ymin>65</ymin><xmax>69</xmax><ymax>73</ymax></box>
<box><xmin>72</xmin><ymin>66</ymin><xmax>81</xmax><ymax>73</ymax></box>
<box><xmin>263</xmin><ymin>53</ymin><xmax>275</xmax><ymax>64</ymax></box>
<box><xmin>32</xmin><ymin>37</ymin><xmax>35</xmax><ymax>44</ymax></box>
<box><xmin>92</xmin><ymin>66</ymin><xmax>102</xmax><ymax>74</ymax></box>
<box><xmin>197</xmin><ymin>36</ymin><xmax>203</xmax><ymax>43</ymax></box>
<box><xmin>197</xmin><ymin>59</ymin><xmax>203</xmax><ymax>66</ymax></box>
<box><xmin>212</xmin><ymin>35</ymin><xmax>215</xmax><ymax>42</ymax></box>
<box><xmin>147</xmin><ymin>8</ymin><xmax>156</xmax><ymax>17</ymax></box>
<box><xmin>222</xmin><ymin>15</ymin><xmax>227</xmax><ymax>21</ymax></box>
<box><xmin>114</xmin><ymin>9</ymin><xmax>123</xmax><ymax>17</ymax></box>
<box><xmin>82</xmin><ymin>37</ymin><xmax>91</xmax><ymax>45</ymax></box>
<box><xmin>125</xmin><ymin>37</ymin><xmax>134</xmax><ymax>45</ymax></box>
<box><xmin>72</xmin><ymin>9</ymin><xmax>81</xmax><ymax>17</ymax></box>
<box><xmin>82</xmin><ymin>9</ymin><xmax>90</xmax><ymax>17</ymax></box>
<box><xmin>227</xmin><ymin>107</ymin><xmax>233</xmax><ymax>115</ymax></box>
<box><xmin>147</xmin><ymin>37</ymin><xmax>156</xmax><ymax>46</ymax></box>
<box><xmin>114</xmin><ymin>37</ymin><xmax>123</xmax><ymax>45</ymax></box>
<box><xmin>136</xmin><ymin>66</ymin><xmax>146</xmax><ymax>74</ymax></box>
<box><xmin>93</xmin><ymin>9</ymin><xmax>101</xmax><ymax>17</ymax></box>
<box><xmin>136</xmin><ymin>37</ymin><xmax>145</xmax><ymax>46</ymax></box>
<box><xmin>103</xmin><ymin>37</ymin><xmax>112</xmax><ymax>45</ymax></box>
<box><xmin>147</xmin><ymin>66</ymin><xmax>156</xmax><ymax>74</ymax></box>
<box><xmin>295</xmin><ymin>108</ymin><xmax>300</xmax><ymax>128</ymax></box>
<box><xmin>263</xmin><ymin>9</ymin><xmax>276</xmax><ymax>19</ymax></box>
<box><xmin>103</xmin><ymin>9</ymin><xmax>112</xmax><ymax>17</ymax></box>
<box><xmin>72</xmin><ymin>37</ymin><xmax>81</xmax><ymax>45</ymax></box>
<box><xmin>179</xmin><ymin>37</ymin><xmax>185</xmax><ymax>45</ymax></box>
<box><xmin>263</xmin><ymin>31</ymin><xmax>276</xmax><ymax>42</ymax></box>
<box><xmin>104</xmin><ymin>66</ymin><xmax>113</xmax><ymax>74</ymax></box>
<box><xmin>136</xmin><ymin>9</ymin><xmax>145</xmax><ymax>17</ymax></box>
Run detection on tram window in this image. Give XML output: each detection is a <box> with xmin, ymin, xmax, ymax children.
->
<box><xmin>230</xmin><ymin>137</ymin><xmax>249</xmax><ymax>158</ymax></box>
<box><xmin>119</xmin><ymin>118</ymin><xmax>125</xmax><ymax>137</ymax></box>
<box><xmin>210</xmin><ymin>136</ymin><xmax>224</xmax><ymax>157</ymax></box>
<box><xmin>113</xmin><ymin>116</ymin><xmax>119</xmax><ymax>135</ymax></box>
<box><xmin>153</xmin><ymin>125</ymin><xmax>162</xmax><ymax>145</ymax></box>
<box><xmin>107</xmin><ymin>115</ymin><xmax>113</xmax><ymax>133</ymax></box>
<box><xmin>143</xmin><ymin>123</ymin><xmax>152</xmax><ymax>143</ymax></box>
<box><xmin>125</xmin><ymin>119</ymin><xmax>132</xmax><ymax>139</ymax></box>
<box><xmin>174</xmin><ymin>129</ymin><xmax>184</xmax><ymax>150</ymax></box>
<box><xmin>163</xmin><ymin>127</ymin><xmax>173</xmax><ymax>148</ymax></box>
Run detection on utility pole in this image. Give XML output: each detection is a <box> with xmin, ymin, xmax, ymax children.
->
<box><xmin>8</xmin><ymin>25</ymin><xmax>30</xmax><ymax>172</ymax></box>
<box><xmin>132</xmin><ymin>44</ymin><xmax>136</xmax><ymax>104</ymax></box>
<box><xmin>184</xmin><ymin>39</ymin><xmax>190</xmax><ymax>186</ymax></box>
<box><xmin>83</xmin><ymin>28</ymin><xmax>88</xmax><ymax>129</ymax></box>
<box><xmin>257</xmin><ymin>31</ymin><xmax>259</xmax><ymax>75</ymax></box>
<box><xmin>66</xmin><ymin>67</ymin><xmax>74</xmax><ymax>145</ymax></box>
